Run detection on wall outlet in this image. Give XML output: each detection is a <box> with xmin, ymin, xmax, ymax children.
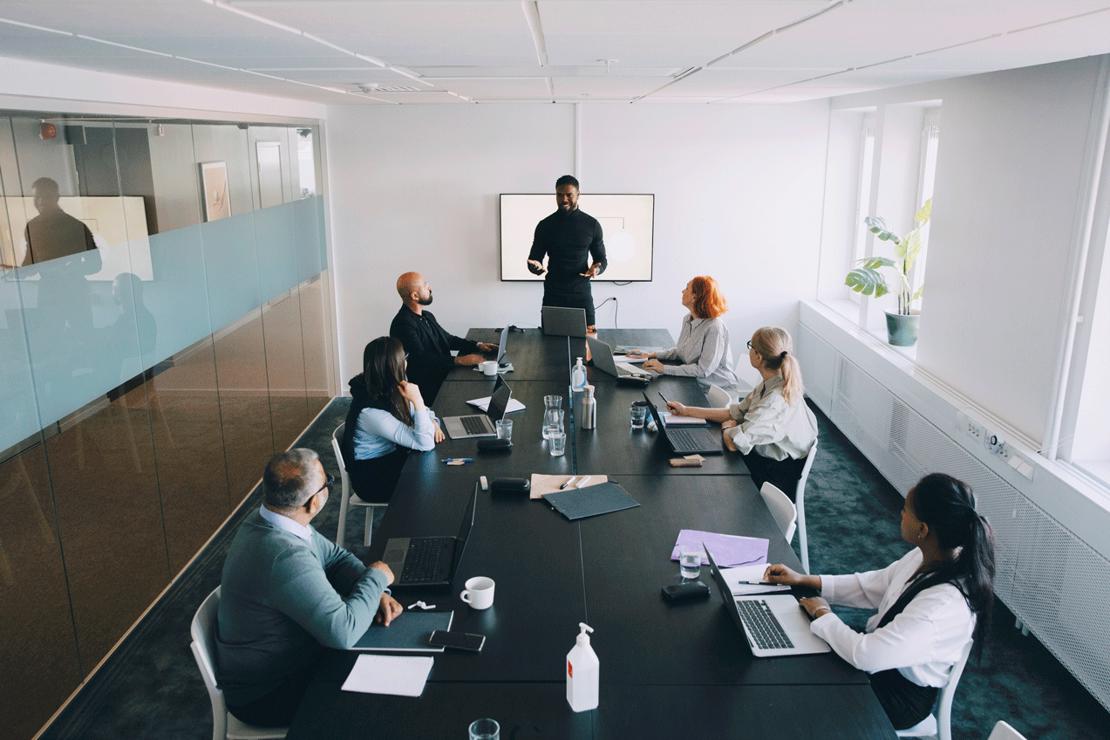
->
<box><xmin>958</xmin><ymin>413</ymin><xmax>986</xmax><ymax>443</ymax></box>
<box><xmin>984</xmin><ymin>430</ymin><xmax>1010</xmax><ymax>461</ymax></box>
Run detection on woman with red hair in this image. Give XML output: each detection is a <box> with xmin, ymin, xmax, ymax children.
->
<box><xmin>633</xmin><ymin>275</ymin><xmax>741</xmax><ymax>396</ymax></box>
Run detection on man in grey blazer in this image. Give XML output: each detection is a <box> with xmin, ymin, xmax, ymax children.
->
<box><xmin>216</xmin><ymin>448</ymin><xmax>402</xmax><ymax>727</ymax></box>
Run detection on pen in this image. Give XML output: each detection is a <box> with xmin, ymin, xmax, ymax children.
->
<box><xmin>441</xmin><ymin>457</ymin><xmax>474</xmax><ymax>465</ymax></box>
<box><xmin>559</xmin><ymin>475</ymin><xmax>578</xmax><ymax>490</ymax></box>
<box><xmin>737</xmin><ymin>580</ymin><xmax>780</xmax><ymax>586</ymax></box>
<box><xmin>658</xmin><ymin>392</ymin><xmax>670</xmax><ymax>407</ymax></box>
<box><xmin>575</xmin><ymin>476</ymin><xmax>591</xmax><ymax>489</ymax></box>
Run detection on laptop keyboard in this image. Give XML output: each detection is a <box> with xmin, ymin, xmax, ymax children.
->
<box><xmin>401</xmin><ymin>537</ymin><xmax>453</xmax><ymax>583</ymax></box>
<box><xmin>736</xmin><ymin>599</ymin><xmax>794</xmax><ymax>650</ymax></box>
<box><xmin>668</xmin><ymin>428</ymin><xmax>716</xmax><ymax>450</ymax></box>
<box><xmin>460</xmin><ymin>415</ymin><xmax>492</xmax><ymax>435</ymax></box>
<box><xmin>616</xmin><ymin>362</ymin><xmax>648</xmax><ymax>375</ymax></box>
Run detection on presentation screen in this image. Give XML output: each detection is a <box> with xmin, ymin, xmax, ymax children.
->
<box><xmin>499</xmin><ymin>193</ymin><xmax>654</xmax><ymax>282</ymax></box>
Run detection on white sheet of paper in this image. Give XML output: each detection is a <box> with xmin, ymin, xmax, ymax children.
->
<box><xmin>661</xmin><ymin>412</ymin><xmax>710</xmax><ymax>426</ymax></box>
<box><xmin>341</xmin><ymin>655</ymin><xmax>434</xmax><ymax>697</ymax></box>
<box><xmin>720</xmin><ymin>563</ymin><xmax>791</xmax><ymax>596</ymax></box>
<box><xmin>467</xmin><ymin>396</ymin><xmax>526</xmax><ymax>413</ymax></box>
<box><xmin>612</xmin><ymin>354</ymin><xmax>647</xmax><ymax>364</ymax></box>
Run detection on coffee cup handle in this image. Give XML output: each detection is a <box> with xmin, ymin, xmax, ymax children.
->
<box><xmin>460</xmin><ymin>590</ymin><xmax>472</xmax><ymax>604</ymax></box>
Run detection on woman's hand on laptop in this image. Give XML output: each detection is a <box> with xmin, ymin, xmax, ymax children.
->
<box><xmin>666</xmin><ymin>400</ymin><xmax>688</xmax><ymax>415</ymax></box>
<box><xmin>798</xmin><ymin>597</ymin><xmax>831</xmax><ymax>620</ymax></box>
<box><xmin>762</xmin><ymin>564</ymin><xmax>822</xmax><ymax>593</ymax></box>
<box><xmin>642</xmin><ymin>359</ymin><xmax>664</xmax><ymax>372</ymax></box>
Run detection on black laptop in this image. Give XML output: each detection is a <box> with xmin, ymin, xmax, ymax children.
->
<box><xmin>382</xmin><ymin>490</ymin><xmax>477</xmax><ymax>587</ymax></box>
<box><xmin>641</xmin><ymin>392</ymin><xmax>723</xmax><ymax>455</ymax></box>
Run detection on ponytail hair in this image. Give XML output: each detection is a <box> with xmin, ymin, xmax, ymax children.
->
<box><xmin>911</xmin><ymin>473</ymin><xmax>996</xmax><ymax>655</ymax></box>
<box><xmin>750</xmin><ymin>326</ymin><xmax>805</xmax><ymax>406</ymax></box>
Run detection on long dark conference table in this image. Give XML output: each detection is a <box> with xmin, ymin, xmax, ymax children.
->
<box><xmin>288</xmin><ymin>328</ymin><xmax>894</xmax><ymax>739</ymax></box>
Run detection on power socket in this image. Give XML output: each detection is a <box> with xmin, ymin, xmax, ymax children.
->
<box><xmin>984</xmin><ymin>431</ymin><xmax>1009</xmax><ymax>461</ymax></box>
<box><xmin>958</xmin><ymin>413</ymin><xmax>985</xmax><ymax>443</ymax></box>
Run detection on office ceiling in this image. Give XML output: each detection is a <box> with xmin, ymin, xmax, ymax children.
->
<box><xmin>1</xmin><ymin>0</ymin><xmax>1110</xmax><ymax>105</ymax></box>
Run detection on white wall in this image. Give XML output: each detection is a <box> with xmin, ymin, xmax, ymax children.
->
<box><xmin>325</xmin><ymin>101</ymin><xmax>829</xmax><ymax>383</ymax></box>
<box><xmin>832</xmin><ymin>57</ymin><xmax>1109</xmax><ymax>445</ymax></box>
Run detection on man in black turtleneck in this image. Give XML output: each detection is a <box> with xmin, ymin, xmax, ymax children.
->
<box><xmin>526</xmin><ymin>175</ymin><xmax>607</xmax><ymax>332</ymax></box>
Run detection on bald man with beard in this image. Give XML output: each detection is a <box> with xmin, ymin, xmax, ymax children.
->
<box><xmin>388</xmin><ymin>271</ymin><xmax>496</xmax><ymax>401</ymax></box>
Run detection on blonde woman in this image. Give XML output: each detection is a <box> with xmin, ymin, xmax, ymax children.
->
<box><xmin>666</xmin><ymin>326</ymin><xmax>817</xmax><ymax>498</ymax></box>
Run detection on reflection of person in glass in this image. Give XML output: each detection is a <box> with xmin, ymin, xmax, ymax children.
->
<box><xmin>526</xmin><ymin>175</ymin><xmax>607</xmax><ymax>333</ymax></box>
<box><xmin>22</xmin><ymin>177</ymin><xmax>98</xmax><ymax>265</ymax></box>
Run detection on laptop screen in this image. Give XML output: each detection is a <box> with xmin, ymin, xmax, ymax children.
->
<box><xmin>497</xmin><ymin>327</ymin><xmax>509</xmax><ymax>363</ymax></box>
<box><xmin>640</xmin><ymin>391</ymin><xmax>665</xmax><ymax>428</ymax></box>
<box><xmin>487</xmin><ymin>378</ymin><xmax>512</xmax><ymax>421</ymax></box>
<box><xmin>452</xmin><ymin>490</ymin><xmax>479</xmax><ymax>566</ymax></box>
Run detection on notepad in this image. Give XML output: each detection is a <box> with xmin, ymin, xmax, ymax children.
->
<box><xmin>545</xmin><ymin>481</ymin><xmax>640</xmax><ymax>521</ymax></box>
<box><xmin>350</xmin><ymin>610</ymin><xmax>454</xmax><ymax>652</ymax></box>
<box><xmin>528</xmin><ymin>473</ymin><xmax>609</xmax><ymax>500</ymax></box>
<box><xmin>671</xmin><ymin>529</ymin><xmax>768</xmax><ymax>567</ymax></box>
<box><xmin>721</xmin><ymin>563</ymin><xmax>791</xmax><ymax>596</ymax></box>
<box><xmin>341</xmin><ymin>655</ymin><xmax>434</xmax><ymax>697</ymax></box>
<box><xmin>660</xmin><ymin>412</ymin><xmax>710</xmax><ymax>426</ymax></box>
<box><xmin>466</xmin><ymin>396</ymin><xmax>526</xmax><ymax>413</ymax></box>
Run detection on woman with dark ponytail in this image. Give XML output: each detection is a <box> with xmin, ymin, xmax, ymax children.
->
<box><xmin>665</xmin><ymin>326</ymin><xmax>817</xmax><ymax>498</ymax></box>
<box><xmin>763</xmin><ymin>473</ymin><xmax>995</xmax><ymax>730</ymax></box>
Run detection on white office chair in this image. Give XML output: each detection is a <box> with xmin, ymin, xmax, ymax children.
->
<box><xmin>795</xmin><ymin>439</ymin><xmax>817</xmax><ymax>573</ymax></box>
<box><xmin>190</xmin><ymin>587</ymin><xmax>288</xmax><ymax>740</ymax></box>
<box><xmin>759</xmin><ymin>482</ymin><xmax>797</xmax><ymax>542</ymax></box>
<box><xmin>895</xmin><ymin>639</ymin><xmax>973</xmax><ymax>740</ymax></box>
<box><xmin>986</xmin><ymin>720</ymin><xmax>1027</xmax><ymax>740</ymax></box>
<box><xmin>331</xmin><ymin>423</ymin><xmax>387</xmax><ymax>548</ymax></box>
<box><xmin>705</xmin><ymin>383</ymin><xmax>733</xmax><ymax>408</ymax></box>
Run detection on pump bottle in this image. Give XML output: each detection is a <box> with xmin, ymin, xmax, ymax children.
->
<box><xmin>571</xmin><ymin>357</ymin><xmax>587</xmax><ymax>391</ymax></box>
<box><xmin>566</xmin><ymin>622</ymin><xmax>599</xmax><ymax>712</ymax></box>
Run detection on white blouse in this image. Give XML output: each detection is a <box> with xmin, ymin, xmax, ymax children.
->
<box><xmin>725</xmin><ymin>375</ymin><xmax>817</xmax><ymax>460</ymax></box>
<box><xmin>810</xmin><ymin>549</ymin><xmax>976</xmax><ymax>688</ymax></box>
<box><xmin>655</xmin><ymin>315</ymin><xmax>741</xmax><ymax>395</ymax></box>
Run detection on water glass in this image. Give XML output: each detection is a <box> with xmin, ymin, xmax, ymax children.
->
<box><xmin>629</xmin><ymin>403</ymin><xmax>648</xmax><ymax>430</ymax></box>
<box><xmin>679</xmin><ymin>547</ymin><xmax>702</xmax><ymax>580</ymax></box>
<box><xmin>543</xmin><ymin>406</ymin><xmax>565</xmax><ymax>441</ymax></box>
<box><xmin>469</xmin><ymin>718</ymin><xmax>500</xmax><ymax>740</ymax></box>
<box><xmin>495</xmin><ymin>419</ymin><xmax>513</xmax><ymax>442</ymax></box>
<box><xmin>549</xmin><ymin>430</ymin><xmax>567</xmax><ymax>457</ymax></box>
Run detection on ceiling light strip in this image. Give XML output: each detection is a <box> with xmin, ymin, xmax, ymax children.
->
<box><xmin>522</xmin><ymin>0</ymin><xmax>550</xmax><ymax>68</ymax></box>
<box><xmin>1006</xmin><ymin>4</ymin><xmax>1110</xmax><ymax>35</ymax></box>
<box><xmin>0</xmin><ymin>17</ymin><xmax>74</xmax><ymax>36</ymax></box>
<box><xmin>75</xmin><ymin>34</ymin><xmax>173</xmax><ymax>57</ymax></box>
<box><xmin>630</xmin><ymin>66</ymin><xmax>703</xmax><ymax>103</ymax></box>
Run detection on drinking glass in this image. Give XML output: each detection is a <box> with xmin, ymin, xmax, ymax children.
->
<box><xmin>469</xmin><ymin>718</ymin><xmax>500</xmax><ymax>740</ymax></box>
<box><xmin>679</xmin><ymin>547</ymin><xmax>702</xmax><ymax>580</ymax></box>
<box><xmin>495</xmin><ymin>419</ymin><xmax>513</xmax><ymax>441</ymax></box>
<box><xmin>543</xmin><ymin>395</ymin><xmax>565</xmax><ymax>440</ymax></box>
<box><xmin>629</xmin><ymin>403</ymin><xmax>648</xmax><ymax>430</ymax></box>
<box><xmin>549</xmin><ymin>430</ymin><xmax>567</xmax><ymax>457</ymax></box>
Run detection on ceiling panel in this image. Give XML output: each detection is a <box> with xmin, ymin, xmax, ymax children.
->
<box><xmin>711</xmin><ymin>0</ymin><xmax>1110</xmax><ymax>70</ymax></box>
<box><xmin>550</xmin><ymin>76</ymin><xmax>659</xmax><ymax>99</ymax></box>
<box><xmin>440</xmin><ymin>78</ymin><xmax>553</xmax><ymax>100</ymax></box>
<box><xmin>541</xmin><ymin>0</ymin><xmax>829</xmax><ymax>66</ymax></box>
<box><xmin>413</xmin><ymin>65</ymin><xmax>681</xmax><ymax>79</ymax></box>
<box><xmin>242</xmin><ymin>0</ymin><xmax>538</xmax><ymax>67</ymax></box>
<box><xmin>359</xmin><ymin>91</ymin><xmax>468</xmax><ymax>104</ymax></box>
<box><xmin>656</xmin><ymin>67</ymin><xmax>836</xmax><ymax>99</ymax></box>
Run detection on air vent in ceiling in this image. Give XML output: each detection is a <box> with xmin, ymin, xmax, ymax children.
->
<box><xmin>353</xmin><ymin>83</ymin><xmax>422</xmax><ymax>94</ymax></box>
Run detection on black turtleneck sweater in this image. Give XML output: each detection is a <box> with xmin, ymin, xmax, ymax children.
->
<box><xmin>527</xmin><ymin>208</ymin><xmax>607</xmax><ymax>288</ymax></box>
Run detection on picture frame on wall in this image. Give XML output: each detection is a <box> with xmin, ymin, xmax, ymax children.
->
<box><xmin>199</xmin><ymin>161</ymin><xmax>232</xmax><ymax>222</ymax></box>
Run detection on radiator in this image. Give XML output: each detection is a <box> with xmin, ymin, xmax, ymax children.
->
<box><xmin>797</xmin><ymin>321</ymin><xmax>1110</xmax><ymax>712</ymax></box>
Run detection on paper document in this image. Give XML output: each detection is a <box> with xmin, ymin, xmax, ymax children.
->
<box><xmin>466</xmin><ymin>396</ymin><xmax>526</xmax><ymax>413</ymax></box>
<box><xmin>341</xmin><ymin>655</ymin><xmax>433</xmax><ymax>697</ymax></box>
<box><xmin>720</xmin><ymin>563</ymin><xmax>791</xmax><ymax>596</ymax></box>
<box><xmin>671</xmin><ymin>529</ymin><xmax>769</xmax><ymax>567</ymax></box>
<box><xmin>529</xmin><ymin>473</ymin><xmax>609</xmax><ymax>500</ymax></box>
<box><xmin>613</xmin><ymin>354</ymin><xmax>646</xmax><ymax>364</ymax></box>
<box><xmin>660</xmin><ymin>412</ymin><xmax>709</xmax><ymax>427</ymax></box>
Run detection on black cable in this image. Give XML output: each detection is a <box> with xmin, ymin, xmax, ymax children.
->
<box><xmin>593</xmin><ymin>296</ymin><xmax>619</xmax><ymax>328</ymax></box>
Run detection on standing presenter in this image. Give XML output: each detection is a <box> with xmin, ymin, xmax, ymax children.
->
<box><xmin>527</xmin><ymin>175</ymin><xmax>607</xmax><ymax>333</ymax></box>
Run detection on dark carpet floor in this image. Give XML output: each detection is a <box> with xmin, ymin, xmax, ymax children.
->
<box><xmin>39</xmin><ymin>399</ymin><xmax>1109</xmax><ymax>740</ymax></box>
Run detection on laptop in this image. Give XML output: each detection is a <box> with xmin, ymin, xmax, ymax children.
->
<box><xmin>641</xmin><ymin>392</ymin><xmax>723</xmax><ymax>455</ymax></box>
<box><xmin>443</xmin><ymin>377</ymin><xmax>512</xmax><ymax>439</ymax></box>
<box><xmin>587</xmin><ymin>337</ymin><xmax>655</xmax><ymax>380</ymax></box>
<box><xmin>704</xmin><ymin>546</ymin><xmax>831</xmax><ymax>658</ymax></box>
<box><xmin>541</xmin><ymin>306</ymin><xmax>588</xmax><ymax>337</ymax></box>
<box><xmin>383</xmin><ymin>490</ymin><xmax>478</xmax><ymax>588</ymax></box>
<box><xmin>496</xmin><ymin>326</ymin><xmax>512</xmax><ymax>370</ymax></box>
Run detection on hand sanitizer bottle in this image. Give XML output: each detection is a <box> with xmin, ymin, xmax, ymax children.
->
<box><xmin>566</xmin><ymin>622</ymin><xmax>598</xmax><ymax>712</ymax></box>
<box><xmin>571</xmin><ymin>357</ymin><xmax>587</xmax><ymax>391</ymax></box>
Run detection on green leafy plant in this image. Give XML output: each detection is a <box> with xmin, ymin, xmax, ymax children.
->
<box><xmin>845</xmin><ymin>198</ymin><xmax>932</xmax><ymax>315</ymax></box>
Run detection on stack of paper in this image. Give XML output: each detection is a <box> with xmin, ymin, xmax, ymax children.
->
<box><xmin>529</xmin><ymin>473</ymin><xmax>608</xmax><ymax>500</ymax></box>
<box><xmin>670</xmin><ymin>529</ymin><xmax>768</xmax><ymax>567</ymax></box>
<box><xmin>660</xmin><ymin>412</ymin><xmax>709</xmax><ymax>427</ymax></box>
<box><xmin>466</xmin><ymin>396</ymin><xmax>526</xmax><ymax>413</ymax></box>
<box><xmin>720</xmin><ymin>563</ymin><xmax>791</xmax><ymax>596</ymax></box>
<box><xmin>341</xmin><ymin>655</ymin><xmax>434</xmax><ymax>697</ymax></box>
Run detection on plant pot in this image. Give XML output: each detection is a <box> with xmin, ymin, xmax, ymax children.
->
<box><xmin>884</xmin><ymin>311</ymin><xmax>920</xmax><ymax>347</ymax></box>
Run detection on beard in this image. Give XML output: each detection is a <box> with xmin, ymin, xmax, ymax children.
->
<box><xmin>418</xmin><ymin>292</ymin><xmax>433</xmax><ymax>306</ymax></box>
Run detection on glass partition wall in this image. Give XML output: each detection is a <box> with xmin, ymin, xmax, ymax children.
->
<box><xmin>0</xmin><ymin>112</ymin><xmax>332</xmax><ymax>739</ymax></box>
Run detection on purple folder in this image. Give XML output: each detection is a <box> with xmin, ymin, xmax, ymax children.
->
<box><xmin>670</xmin><ymin>529</ymin><xmax>769</xmax><ymax>567</ymax></box>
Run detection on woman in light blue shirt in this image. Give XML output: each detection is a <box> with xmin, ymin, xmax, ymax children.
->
<box><xmin>348</xmin><ymin>337</ymin><xmax>443</xmax><ymax>503</ymax></box>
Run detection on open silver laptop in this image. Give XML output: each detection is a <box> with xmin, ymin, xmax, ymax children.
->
<box><xmin>442</xmin><ymin>377</ymin><xmax>512</xmax><ymax>439</ymax></box>
<box><xmin>587</xmin><ymin>337</ymin><xmax>655</xmax><ymax>380</ymax></box>
<box><xmin>705</xmin><ymin>546</ymin><xmax>831</xmax><ymax>658</ymax></box>
<box><xmin>541</xmin><ymin>306</ymin><xmax>587</xmax><ymax>337</ymax></box>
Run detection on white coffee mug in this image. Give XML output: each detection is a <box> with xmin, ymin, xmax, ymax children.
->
<box><xmin>460</xmin><ymin>576</ymin><xmax>495</xmax><ymax>610</ymax></box>
<box><xmin>479</xmin><ymin>360</ymin><xmax>498</xmax><ymax>376</ymax></box>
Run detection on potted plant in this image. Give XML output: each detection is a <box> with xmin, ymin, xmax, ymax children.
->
<box><xmin>844</xmin><ymin>199</ymin><xmax>931</xmax><ymax>347</ymax></box>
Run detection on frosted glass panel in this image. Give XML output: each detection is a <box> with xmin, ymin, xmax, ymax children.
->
<box><xmin>254</xmin><ymin>200</ymin><xmax>299</xmax><ymax>298</ymax></box>
<box><xmin>200</xmin><ymin>211</ymin><xmax>260</xmax><ymax>333</ymax></box>
<box><xmin>139</xmin><ymin>225</ymin><xmax>211</xmax><ymax>369</ymax></box>
<box><xmin>295</xmin><ymin>196</ymin><xmax>327</xmax><ymax>282</ymax></box>
<box><xmin>0</xmin><ymin>270</ymin><xmax>42</xmax><ymax>448</ymax></box>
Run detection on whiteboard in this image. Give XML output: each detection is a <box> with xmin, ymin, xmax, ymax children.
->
<box><xmin>499</xmin><ymin>193</ymin><xmax>654</xmax><ymax>282</ymax></box>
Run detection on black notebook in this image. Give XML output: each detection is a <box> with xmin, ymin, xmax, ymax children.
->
<box><xmin>545</xmin><ymin>482</ymin><xmax>640</xmax><ymax>521</ymax></box>
<box><xmin>350</xmin><ymin>610</ymin><xmax>454</xmax><ymax>652</ymax></box>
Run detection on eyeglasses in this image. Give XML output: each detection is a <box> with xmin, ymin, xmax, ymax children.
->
<box><xmin>313</xmin><ymin>473</ymin><xmax>336</xmax><ymax>497</ymax></box>
<box><xmin>746</xmin><ymin>340</ymin><xmax>753</xmax><ymax>350</ymax></box>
